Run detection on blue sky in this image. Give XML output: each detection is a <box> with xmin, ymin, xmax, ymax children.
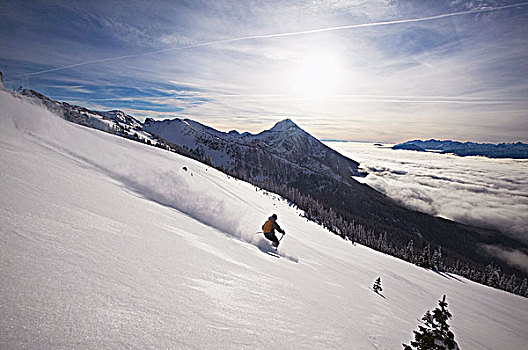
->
<box><xmin>1</xmin><ymin>0</ymin><xmax>527</xmax><ymax>142</ymax></box>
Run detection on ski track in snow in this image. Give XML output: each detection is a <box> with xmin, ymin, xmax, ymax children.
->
<box><xmin>1</xmin><ymin>89</ymin><xmax>528</xmax><ymax>349</ymax></box>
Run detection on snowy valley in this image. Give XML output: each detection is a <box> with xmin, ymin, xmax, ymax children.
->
<box><xmin>1</xmin><ymin>82</ymin><xmax>528</xmax><ymax>349</ymax></box>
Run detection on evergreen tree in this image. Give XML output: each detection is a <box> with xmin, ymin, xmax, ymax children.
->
<box><xmin>404</xmin><ymin>240</ymin><xmax>414</xmax><ymax>262</ymax></box>
<box><xmin>519</xmin><ymin>278</ymin><xmax>528</xmax><ymax>297</ymax></box>
<box><xmin>505</xmin><ymin>274</ymin><xmax>517</xmax><ymax>293</ymax></box>
<box><xmin>403</xmin><ymin>295</ymin><xmax>459</xmax><ymax>350</ymax></box>
<box><xmin>373</xmin><ymin>277</ymin><xmax>383</xmax><ymax>293</ymax></box>
<box><xmin>431</xmin><ymin>246</ymin><xmax>442</xmax><ymax>272</ymax></box>
<box><xmin>418</xmin><ymin>244</ymin><xmax>431</xmax><ymax>269</ymax></box>
<box><xmin>485</xmin><ymin>262</ymin><xmax>502</xmax><ymax>288</ymax></box>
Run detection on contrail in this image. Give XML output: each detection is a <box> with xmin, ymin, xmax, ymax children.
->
<box><xmin>19</xmin><ymin>1</ymin><xmax>528</xmax><ymax>77</ymax></box>
<box><xmin>69</xmin><ymin>93</ymin><xmax>520</xmax><ymax>105</ymax></box>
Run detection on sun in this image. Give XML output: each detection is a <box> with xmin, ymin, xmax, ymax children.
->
<box><xmin>292</xmin><ymin>52</ymin><xmax>344</xmax><ymax>97</ymax></box>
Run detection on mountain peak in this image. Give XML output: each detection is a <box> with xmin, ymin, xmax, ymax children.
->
<box><xmin>269</xmin><ymin>118</ymin><xmax>299</xmax><ymax>132</ymax></box>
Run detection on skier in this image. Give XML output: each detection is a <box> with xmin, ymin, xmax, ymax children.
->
<box><xmin>262</xmin><ymin>214</ymin><xmax>285</xmax><ymax>248</ymax></box>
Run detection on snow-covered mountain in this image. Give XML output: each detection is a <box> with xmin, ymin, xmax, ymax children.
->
<box><xmin>20</xmin><ymin>89</ymin><xmax>159</xmax><ymax>145</ymax></box>
<box><xmin>393</xmin><ymin>139</ymin><xmax>528</xmax><ymax>159</ymax></box>
<box><xmin>142</xmin><ymin>117</ymin><xmax>366</xmax><ymax>181</ymax></box>
<box><xmin>2</xmin><ymin>81</ymin><xmax>528</xmax><ymax>349</ymax></box>
<box><xmin>17</xmin><ymin>88</ymin><xmax>365</xmax><ymax>182</ymax></box>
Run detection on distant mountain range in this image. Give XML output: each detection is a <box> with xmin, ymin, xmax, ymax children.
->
<box><xmin>393</xmin><ymin>139</ymin><xmax>528</xmax><ymax>159</ymax></box>
<box><xmin>16</xmin><ymin>88</ymin><xmax>528</xmax><ymax>294</ymax></box>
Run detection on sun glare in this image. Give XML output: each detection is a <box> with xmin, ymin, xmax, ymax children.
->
<box><xmin>292</xmin><ymin>52</ymin><xmax>344</xmax><ymax>97</ymax></box>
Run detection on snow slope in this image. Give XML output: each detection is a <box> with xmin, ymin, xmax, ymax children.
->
<box><xmin>1</xmin><ymin>89</ymin><xmax>527</xmax><ymax>349</ymax></box>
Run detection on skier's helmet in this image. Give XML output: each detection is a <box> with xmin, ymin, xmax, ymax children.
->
<box><xmin>271</xmin><ymin>214</ymin><xmax>277</xmax><ymax>220</ymax></box>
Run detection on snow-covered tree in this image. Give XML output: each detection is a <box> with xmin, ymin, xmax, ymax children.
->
<box><xmin>505</xmin><ymin>274</ymin><xmax>517</xmax><ymax>293</ymax></box>
<box><xmin>485</xmin><ymin>262</ymin><xmax>502</xmax><ymax>288</ymax></box>
<box><xmin>418</xmin><ymin>244</ymin><xmax>431</xmax><ymax>269</ymax></box>
<box><xmin>431</xmin><ymin>246</ymin><xmax>442</xmax><ymax>272</ymax></box>
<box><xmin>519</xmin><ymin>278</ymin><xmax>528</xmax><ymax>297</ymax></box>
<box><xmin>403</xmin><ymin>295</ymin><xmax>459</xmax><ymax>350</ymax></box>
<box><xmin>403</xmin><ymin>240</ymin><xmax>414</xmax><ymax>262</ymax></box>
<box><xmin>373</xmin><ymin>277</ymin><xmax>383</xmax><ymax>293</ymax></box>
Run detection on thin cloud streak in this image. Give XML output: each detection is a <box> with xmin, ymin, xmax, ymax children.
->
<box><xmin>207</xmin><ymin>95</ymin><xmax>520</xmax><ymax>105</ymax></box>
<box><xmin>57</xmin><ymin>92</ymin><xmax>522</xmax><ymax>105</ymax></box>
<box><xmin>18</xmin><ymin>1</ymin><xmax>528</xmax><ymax>77</ymax></box>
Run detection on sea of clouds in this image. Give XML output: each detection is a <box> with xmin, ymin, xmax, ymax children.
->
<box><xmin>326</xmin><ymin>141</ymin><xmax>528</xmax><ymax>271</ymax></box>
<box><xmin>326</xmin><ymin>142</ymin><xmax>528</xmax><ymax>241</ymax></box>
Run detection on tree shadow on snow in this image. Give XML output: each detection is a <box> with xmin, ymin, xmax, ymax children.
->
<box><xmin>374</xmin><ymin>291</ymin><xmax>386</xmax><ymax>299</ymax></box>
<box><xmin>431</xmin><ymin>270</ymin><xmax>466</xmax><ymax>284</ymax></box>
<box><xmin>441</xmin><ymin>271</ymin><xmax>467</xmax><ymax>284</ymax></box>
